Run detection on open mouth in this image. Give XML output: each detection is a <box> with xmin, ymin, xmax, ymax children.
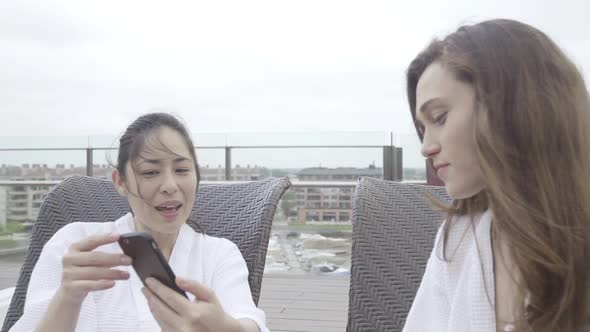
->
<box><xmin>154</xmin><ymin>203</ymin><xmax>182</xmax><ymax>212</ymax></box>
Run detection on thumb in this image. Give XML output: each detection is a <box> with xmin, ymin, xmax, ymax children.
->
<box><xmin>176</xmin><ymin>277</ymin><xmax>218</xmax><ymax>304</ymax></box>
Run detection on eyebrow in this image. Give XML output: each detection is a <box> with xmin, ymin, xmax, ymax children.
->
<box><xmin>138</xmin><ymin>157</ymin><xmax>191</xmax><ymax>165</ymax></box>
<box><xmin>419</xmin><ymin>97</ymin><xmax>447</xmax><ymax>114</ymax></box>
<box><xmin>415</xmin><ymin>97</ymin><xmax>446</xmax><ymax>125</ymax></box>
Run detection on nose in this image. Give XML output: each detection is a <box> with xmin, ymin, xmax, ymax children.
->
<box><xmin>160</xmin><ymin>170</ymin><xmax>179</xmax><ymax>195</ymax></box>
<box><xmin>420</xmin><ymin>130</ymin><xmax>441</xmax><ymax>159</ymax></box>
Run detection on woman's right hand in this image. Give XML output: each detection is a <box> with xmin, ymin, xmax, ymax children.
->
<box><xmin>58</xmin><ymin>232</ymin><xmax>132</xmax><ymax>304</ymax></box>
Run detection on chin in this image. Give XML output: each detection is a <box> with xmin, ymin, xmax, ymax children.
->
<box><xmin>444</xmin><ymin>183</ymin><xmax>483</xmax><ymax>200</ymax></box>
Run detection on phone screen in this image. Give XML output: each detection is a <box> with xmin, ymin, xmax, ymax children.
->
<box><xmin>118</xmin><ymin>232</ymin><xmax>188</xmax><ymax>298</ymax></box>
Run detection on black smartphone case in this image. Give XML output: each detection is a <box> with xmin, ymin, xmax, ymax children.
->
<box><xmin>118</xmin><ymin>232</ymin><xmax>188</xmax><ymax>298</ymax></box>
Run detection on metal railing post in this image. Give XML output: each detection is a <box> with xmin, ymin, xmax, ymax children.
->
<box><xmin>225</xmin><ymin>146</ymin><xmax>232</xmax><ymax>181</ymax></box>
<box><xmin>383</xmin><ymin>146</ymin><xmax>403</xmax><ymax>181</ymax></box>
<box><xmin>383</xmin><ymin>146</ymin><xmax>394</xmax><ymax>181</ymax></box>
<box><xmin>86</xmin><ymin>148</ymin><xmax>93</xmax><ymax>176</ymax></box>
<box><xmin>394</xmin><ymin>147</ymin><xmax>403</xmax><ymax>181</ymax></box>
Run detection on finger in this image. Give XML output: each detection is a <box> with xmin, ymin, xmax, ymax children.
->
<box><xmin>70</xmin><ymin>233</ymin><xmax>120</xmax><ymax>252</ymax></box>
<box><xmin>145</xmin><ymin>278</ymin><xmax>190</xmax><ymax>311</ymax></box>
<box><xmin>63</xmin><ymin>267</ymin><xmax>129</xmax><ymax>282</ymax></box>
<box><xmin>176</xmin><ymin>277</ymin><xmax>217</xmax><ymax>304</ymax></box>
<box><xmin>64</xmin><ymin>251</ymin><xmax>132</xmax><ymax>268</ymax></box>
<box><xmin>142</xmin><ymin>287</ymin><xmax>182</xmax><ymax>328</ymax></box>
<box><xmin>66</xmin><ymin>279</ymin><xmax>117</xmax><ymax>293</ymax></box>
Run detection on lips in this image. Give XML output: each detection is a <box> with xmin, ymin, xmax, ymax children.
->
<box><xmin>154</xmin><ymin>201</ymin><xmax>182</xmax><ymax>212</ymax></box>
<box><xmin>434</xmin><ymin>163</ymin><xmax>449</xmax><ymax>178</ymax></box>
<box><xmin>433</xmin><ymin>163</ymin><xmax>449</xmax><ymax>172</ymax></box>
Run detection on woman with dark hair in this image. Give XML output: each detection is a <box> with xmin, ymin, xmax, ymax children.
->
<box><xmin>10</xmin><ymin>113</ymin><xmax>267</xmax><ymax>332</ymax></box>
<box><xmin>404</xmin><ymin>20</ymin><xmax>590</xmax><ymax>331</ymax></box>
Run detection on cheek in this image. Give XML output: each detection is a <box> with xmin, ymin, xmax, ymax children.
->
<box><xmin>183</xmin><ymin>177</ymin><xmax>198</xmax><ymax>193</ymax></box>
<box><xmin>447</xmin><ymin>171</ymin><xmax>485</xmax><ymax>199</ymax></box>
<box><xmin>129</xmin><ymin>179</ymin><xmax>159</xmax><ymax>197</ymax></box>
<box><xmin>185</xmin><ymin>184</ymin><xmax>197</xmax><ymax>202</ymax></box>
<box><xmin>126</xmin><ymin>197</ymin><xmax>155</xmax><ymax>221</ymax></box>
<box><xmin>126</xmin><ymin>183</ymin><xmax>159</xmax><ymax>208</ymax></box>
<box><xmin>441</xmin><ymin>114</ymin><xmax>479</xmax><ymax>161</ymax></box>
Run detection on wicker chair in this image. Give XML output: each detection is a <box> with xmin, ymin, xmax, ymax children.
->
<box><xmin>347</xmin><ymin>177</ymin><xmax>450</xmax><ymax>331</ymax></box>
<box><xmin>2</xmin><ymin>175</ymin><xmax>291</xmax><ymax>332</ymax></box>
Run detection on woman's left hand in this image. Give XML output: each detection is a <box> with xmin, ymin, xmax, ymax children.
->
<box><xmin>142</xmin><ymin>277</ymin><xmax>243</xmax><ymax>332</ymax></box>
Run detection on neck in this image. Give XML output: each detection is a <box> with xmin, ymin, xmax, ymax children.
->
<box><xmin>133</xmin><ymin>219</ymin><xmax>179</xmax><ymax>261</ymax></box>
<box><xmin>150</xmin><ymin>231</ymin><xmax>178</xmax><ymax>261</ymax></box>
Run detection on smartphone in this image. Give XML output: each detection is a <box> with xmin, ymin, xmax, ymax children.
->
<box><xmin>118</xmin><ymin>232</ymin><xmax>188</xmax><ymax>298</ymax></box>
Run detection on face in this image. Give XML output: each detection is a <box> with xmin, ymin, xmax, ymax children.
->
<box><xmin>415</xmin><ymin>62</ymin><xmax>485</xmax><ymax>199</ymax></box>
<box><xmin>112</xmin><ymin>126</ymin><xmax>198</xmax><ymax>235</ymax></box>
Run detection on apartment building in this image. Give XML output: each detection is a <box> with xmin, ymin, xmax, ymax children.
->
<box><xmin>0</xmin><ymin>163</ymin><xmax>266</xmax><ymax>224</ymax></box>
<box><xmin>200</xmin><ymin>164</ymin><xmax>264</xmax><ymax>181</ymax></box>
<box><xmin>294</xmin><ymin>165</ymin><xmax>382</xmax><ymax>223</ymax></box>
<box><xmin>0</xmin><ymin>187</ymin><xmax>7</xmax><ymax>226</ymax></box>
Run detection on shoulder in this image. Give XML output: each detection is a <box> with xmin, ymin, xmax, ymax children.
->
<box><xmin>431</xmin><ymin>209</ymin><xmax>493</xmax><ymax>279</ymax></box>
<box><xmin>199</xmin><ymin>234</ymin><xmax>240</xmax><ymax>254</ymax></box>
<box><xmin>198</xmin><ymin>234</ymin><xmax>245</xmax><ymax>268</ymax></box>
<box><xmin>441</xmin><ymin>210</ymin><xmax>491</xmax><ymax>251</ymax></box>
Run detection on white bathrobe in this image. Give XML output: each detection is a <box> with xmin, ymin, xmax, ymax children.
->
<box><xmin>10</xmin><ymin>213</ymin><xmax>269</xmax><ymax>332</ymax></box>
<box><xmin>403</xmin><ymin>210</ymin><xmax>497</xmax><ymax>332</ymax></box>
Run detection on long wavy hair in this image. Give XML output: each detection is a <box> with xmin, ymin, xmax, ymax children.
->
<box><xmin>406</xmin><ymin>19</ymin><xmax>590</xmax><ymax>331</ymax></box>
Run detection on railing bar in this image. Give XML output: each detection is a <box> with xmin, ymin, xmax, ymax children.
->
<box><xmin>0</xmin><ymin>145</ymin><xmax>384</xmax><ymax>151</ymax></box>
<box><xmin>0</xmin><ymin>180</ymin><xmax>424</xmax><ymax>186</ymax></box>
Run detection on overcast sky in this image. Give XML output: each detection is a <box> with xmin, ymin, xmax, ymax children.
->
<box><xmin>0</xmin><ymin>0</ymin><xmax>588</xmax><ymax>168</ymax></box>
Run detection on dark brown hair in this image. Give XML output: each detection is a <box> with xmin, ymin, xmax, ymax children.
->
<box><xmin>114</xmin><ymin>112</ymin><xmax>203</xmax><ymax>232</ymax></box>
<box><xmin>116</xmin><ymin>112</ymin><xmax>200</xmax><ymax>185</ymax></box>
<box><xmin>406</xmin><ymin>19</ymin><xmax>590</xmax><ymax>331</ymax></box>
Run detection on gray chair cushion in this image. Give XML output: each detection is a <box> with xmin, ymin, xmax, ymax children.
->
<box><xmin>347</xmin><ymin>177</ymin><xmax>450</xmax><ymax>331</ymax></box>
<box><xmin>2</xmin><ymin>175</ymin><xmax>291</xmax><ymax>332</ymax></box>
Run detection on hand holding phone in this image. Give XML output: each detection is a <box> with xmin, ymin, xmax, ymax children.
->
<box><xmin>118</xmin><ymin>232</ymin><xmax>188</xmax><ymax>298</ymax></box>
<box><xmin>60</xmin><ymin>233</ymin><xmax>131</xmax><ymax>304</ymax></box>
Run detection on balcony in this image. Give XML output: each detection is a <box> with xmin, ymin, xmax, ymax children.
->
<box><xmin>0</xmin><ymin>134</ymin><xmax>426</xmax><ymax>331</ymax></box>
<box><xmin>6</xmin><ymin>197</ymin><xmax>26</xmax><ymax>204</ymax></box>
<box><xmin>5</xmin><ymin>209</ymin><xmax>26</xmax><ymax>214</ymax></box>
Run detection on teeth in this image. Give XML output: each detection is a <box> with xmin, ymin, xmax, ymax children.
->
<box><xmin>155</xmin><ymin>204</ymin><xmax>181</xmax><ymax>211</ymax></box>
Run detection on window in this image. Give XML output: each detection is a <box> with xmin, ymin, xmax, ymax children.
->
<box><xmin>339</xmin><ymin>212</ymin><xmax>350</xmax><ymax>221</ymax></box>
<box><xmin>322</xmin><ymin>212</ymin><xmax>337</xmax><ymax>222</ymax></box>
<box><xmin>305</xmin><ymin>211</ymin><xmax>320</xmax><ymax>221</ymax></box>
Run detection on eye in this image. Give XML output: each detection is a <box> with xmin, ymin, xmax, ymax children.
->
<box><xmin>417</xmin><ymin>124</ymin><xmax>425</xmax><ymax>136</ymax></box>
<box><xmin>433</xmin><ymin>112</ymin><xmax>448</xmax><ymax>125</ymax></box>
<box><xmin>176</xmin><ymin>168</ymin><xmax>191</xmax><ymax>174</ymax></box>
<box><xmin>141</xmin><ymin>170</ymin><xmax>158</xmax><ymax>177</ymax></box>
<box><xmin>415</xmin><ymin>120</ymin><xmax>425</xmax><ymax>135</ymax></box>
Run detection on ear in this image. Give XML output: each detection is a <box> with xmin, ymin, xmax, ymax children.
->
<box><xmin>112</xmin><ymin>169</ymin><xmax>128</xmax><ymax>197</ymax></box>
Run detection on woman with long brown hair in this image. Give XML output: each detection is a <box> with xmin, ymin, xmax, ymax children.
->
<box><xmin>403</xmin><ymin>19</ymin><xmax>590</xmax><ymax>331</ymax></box>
